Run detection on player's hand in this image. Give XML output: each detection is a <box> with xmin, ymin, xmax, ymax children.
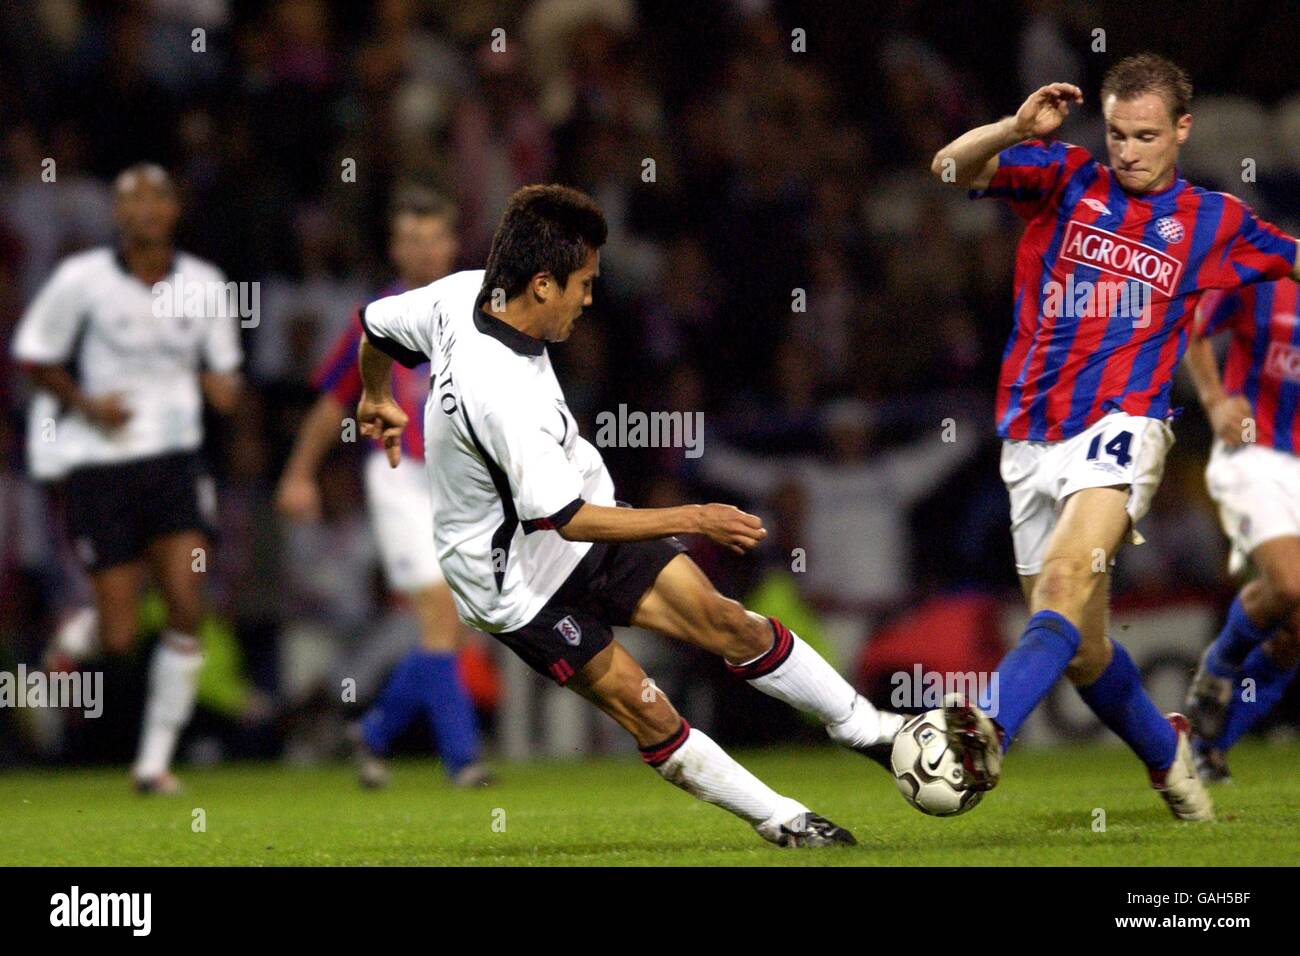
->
<box><xmin>357</xmin><ymin>393</ymin><xmax>408</xmax><ymax>467</ymax></box>
<box><xmin>275</xmin><ymin>471</ymin><xmax>322</xmax><ymax>521</ymax></box>
<box><xmin>80</xmin><ymin>393</ymin><xmax>132</xmax><ymax>430</ymax></box>
<box><xmin>1013</xmin><ymin>83</ymin><xmax>1083</xmax><ymax>140</ymax></box>
<box><xmin>695</xmin><ymin>503</ymin><xmax>767</xmax><ymax>555</ymax></box>
<box><xmin>1208</xmin><ymin>394</ymin><xmax>1253</xmax><ymax>447</ymax></box>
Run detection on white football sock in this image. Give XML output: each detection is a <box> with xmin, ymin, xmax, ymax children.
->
<box><xmin>647</xmin><ymin>724</ymin><xmax>806</xmax><ymax>838</ymax></box>
<box><xmin>52</xmin><ymin>606</ymin><xmax>100</xmax><ymax>662</ymax></box>
<box><xmin>738</xmin><ymin>620</ymin><xmax>895</xmax><ymax>749</ymax></box>
<box><xmin>132</xmin><ymin>632</ymin><xmax>203</xmax><ymax>780</ymax></box>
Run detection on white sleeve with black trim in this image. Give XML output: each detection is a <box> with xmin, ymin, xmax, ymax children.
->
<box><xmin>358</xmin><ymin>286</ymin><xmax>435</xmax><ymax>368</ymax></box>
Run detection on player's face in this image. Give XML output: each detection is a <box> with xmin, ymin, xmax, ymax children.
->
<box><xmin>1103</xmin><ymin>92</ymin><xmax>1191</xmax><ymax>195</ymax></box>
<box><xmin>547</xmin><ymin>248</ymin><xmax>599</xmax><ymax>342</ymax></box>
<box><xmin>114</xmin><ymin>178</ymin><xmax>180</xmax><ymax>245</ymax></box>
<box><xmin>390</xmin><ymin>213</ymin><xmax>458</xmax><ymax>287</ymax></box>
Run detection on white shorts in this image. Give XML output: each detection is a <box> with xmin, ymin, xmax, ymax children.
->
<box><xmin>1000</xmin><ymin>411</ymin><xmax>1174</xmax><ymax>576</ymax></box>
<box><xmin>1206</xmin><ymin>440</ymin><xmax>1300</xmax><ymax>575</ymax></box>
<box><xmin>363</xmin><ymin>452</ymin><xmax>443</xmax><ymax>592</ymax></box>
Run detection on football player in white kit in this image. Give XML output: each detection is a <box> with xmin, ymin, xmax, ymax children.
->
<box><xmin>356</xmin><ymin>186</ymin><xmax>904</xmax><ymax>847</ymax></box>
<box><xmin>277</xmin><ymin>189</ymin><xmax>490</xmax><ymax>788</ymax></box>
<box><xmin>11</xmin><ymin>164</ymin><xmax>243</xmax><ymax>793</ymax></box>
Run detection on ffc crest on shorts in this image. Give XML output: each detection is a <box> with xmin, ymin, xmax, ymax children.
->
<box><xmin>554</xmin><ymin>615</ymin><xmax>582</xmax><ymax>646</ymax></box>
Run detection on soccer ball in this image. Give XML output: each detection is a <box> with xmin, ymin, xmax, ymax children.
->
<box><xmin>890</xmin><ymin>710</ymin><xmax>983</xmax><ymax>817</ymax></box>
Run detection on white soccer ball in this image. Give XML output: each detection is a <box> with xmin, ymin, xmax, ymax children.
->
<box><xmin>890</xmin><ymin>710</ymin><xmax>983</xmax><ymax>817</ymax></box>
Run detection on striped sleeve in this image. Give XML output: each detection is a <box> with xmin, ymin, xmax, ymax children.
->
<box><xmin>969</xmin><ymin>140</ymin><xmax>1090</xmax><ymax>222</ymax></box>
<box><xmin>1195</xmin><ymin>288</ymin><xmax>1243</xmax><ymax>338</ymax></box>
<box><xmin>311</xmin><ymin>319</ymin><xmax>365</xmax><ymax>405</ymax></box>
<box><xmin>1205</xmin><ymin>198</ymin><xmax>1298</xmax><ymax>289</ymax></box>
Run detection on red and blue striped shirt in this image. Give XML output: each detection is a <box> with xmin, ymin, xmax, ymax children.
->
<box><xmin>312</xmin><ymin>281</ymin><xmax>430</xmax><ymax>461</ymax></box>
<box><xmin>974</xmin><ymin>140</ymin><xmax>1297</xmax><ymax>441</ymax></box>
<box><xmin>1198</xmin><ymin>279</ymin><xmax>1300</xmax><ymax>455</ymax></box>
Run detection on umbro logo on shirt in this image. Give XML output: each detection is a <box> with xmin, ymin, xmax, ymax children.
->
<box><xmin>1081</xmin><ymin>198</ymin><xmax>1112</xmax><ymax>216</ymax></box>
<box><xmin>554</xmin><ymin>615</ymin><xmax>582</xmax><ymax>646</ymax></box>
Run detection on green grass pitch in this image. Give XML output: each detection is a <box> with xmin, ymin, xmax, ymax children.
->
<box><xmin>1</xmin><ymin>742</ymin><xmax>1297</xmax><ymax>865</ymax></box>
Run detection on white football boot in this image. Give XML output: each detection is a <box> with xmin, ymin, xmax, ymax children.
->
<box><xmin>1149</xmin><ymin>714</ymin><xmax>1215</xmax><ymax>822</ymax></box>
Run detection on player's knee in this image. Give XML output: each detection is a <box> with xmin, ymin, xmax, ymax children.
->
<box><xmin>1263</xmin><ymin>563</ymin><xmax>1300</xmax><ymax>610</ymax></box>
<box><xmin>1065</xmin><ymin>640</ymin><xmax>1110</xmax><ymax>685</ymax></box>
<box><xmin>701</xmin><ymin>593</ymin><xmax>766</xmax><ymax>657</ymax></box>
<box><xmin>1033</xmin><ymin>557</ymin><xmax>1097</xmax><ymax>614</ymax></box>
<box><xmin>99</xmin><ymin>615</ymin><xmax>136</xmax><ymax>655</ymax></box>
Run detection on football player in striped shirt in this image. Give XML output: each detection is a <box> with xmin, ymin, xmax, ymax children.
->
<box><xmin>277</xmin><ymin>188</ymin><xmax>490</xmax><ymax>788</ymax></box>
<box><xmin>1183</xmin><ymin>279</ymin><xmax>1300</xmax><ymax>782</ymax></box>
<box><xmin>931</xmin><ymin>53</ymin><xmax>1300</xmax><ymax>820</ymax></box>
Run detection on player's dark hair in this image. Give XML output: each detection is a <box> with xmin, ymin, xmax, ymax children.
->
<box><xmin>482</xmin><ymin>185</ymin><xmax>607</xmax><ymax>300</ymax></box>
<box><xmin>1101</xmin><ymin>53</ymin><xmax>1193</xmax><ymax>122</ymax></box>
<box><xmin>389</xmin><ymin>185</ymin><xmax>456</xmax><ymax>225</ymax></box>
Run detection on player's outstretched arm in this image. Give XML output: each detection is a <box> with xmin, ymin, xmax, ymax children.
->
<box><xmin>1182</xmin><ymin>331</ymin><xmax>1251</xmax><ymax>448</ymax></box>
<box><xmin>558</xmin><ymin>502</ymin><xmax>767</xmax><ymax>555</ymax></box>
<box><xmin>930</xmin><ymin>82</ymin><xmax>1082</xmax><ymax>189</ymax></box>
<box><xmin>276</xmin><ymin>393</ymin><xmax>346</xmax><ymax>520</ymax></box>
<box><xmin>357</xmin><ymin>336</ymin><xmax>408</xmax><ymax>467</ymax></box>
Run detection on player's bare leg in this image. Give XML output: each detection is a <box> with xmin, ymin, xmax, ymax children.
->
<box><xmin>988</xmin><ymin>487</ymin><xmax>1212</xmax><ymax>819</ymax></box>
<box><xmin>131</xmin><ymin>530</ymin><xmax>208</xmax><ymax>794</ymax></box>
<box><xmin>569</xmin><ymin>641</ymin><xmax>856</xmax><ymax>847</ymax></box>
<box><xmin>89</xmin><ymin>560</ymin><xmax>148</xmax><ymax>656</ymax></box>
<box><xmin>629</xmin><ymin>554</ymin><xmax>904</xmax><ymax>766</ymax></box>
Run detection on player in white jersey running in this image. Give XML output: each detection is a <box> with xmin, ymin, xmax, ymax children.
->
<box><xmin>10</xmin><ymin>164</ymin><xmax>243</xmax><ymax>793</ymax></box>
<box><xmin>356</xmin><ymin>185</ymin><xmax>904</xmax><ymax>847</ymax></box>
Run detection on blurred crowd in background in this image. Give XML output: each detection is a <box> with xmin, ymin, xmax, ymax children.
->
<box><xmin>2</xmin><ymin>0</ymin><xmax>1299</xmax><ymax>766</ymax></box>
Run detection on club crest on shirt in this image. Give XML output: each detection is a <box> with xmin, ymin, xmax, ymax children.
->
<box><xmin>1155</xmin><ymin>216</ymin><xmax>1185</xmax><ymax>244</ymax></box>
<box><xmin>555</xmin><ymin>615</ymin><xmax>582</xmax><ymax>646</ymax></box>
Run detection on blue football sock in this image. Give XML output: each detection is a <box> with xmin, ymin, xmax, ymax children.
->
<box><xmin>1215</xmin><ymin>645</ymin><xmax>1298</xmax><ymax>751</ymax></box>
<box><xmin>361</xmin><ymin>650</ymin><xmax>428</xmax><ymax>755</ymax></box>
<box><xmin>420</xmin><ymin>650</ymin><xmax>482</xmax><ymax>776</ymax></box>
<box><xmin>1076</xmin><ymin>640</ymin><xmax>1177</xmax><ymax>769</ymax></box>
<box><xmin>993</xmin><ymin>610</ymin><xmax>1081</xmax><ymax>749</ymax></box>
<box><xmin>1206</xmin><ymin>597</ymin><xmax>1273</xmax><ymax>677</ymax></box>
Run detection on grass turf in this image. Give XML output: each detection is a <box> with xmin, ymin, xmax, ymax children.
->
<box><xmin>0</xmin><ymin>741</ymin><xmax>1296</xmax><ymax>866</ymax></box>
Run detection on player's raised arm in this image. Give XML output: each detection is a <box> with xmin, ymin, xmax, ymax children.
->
<box><xmin>930</xmin><ymin>82</ymin><xmax>1082</xmax><ymax>189</ymax></box>
<box><xmin>558</xmin><ymin>501</ymin><xmax>767</xmax><ymax>556</ymax></box>
<box><xmin>357</xmin><ymin>336</ymin><xmax>409</xmax><ymax>467</ymax></box>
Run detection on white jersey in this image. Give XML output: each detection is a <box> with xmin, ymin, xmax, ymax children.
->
<box><xmin>359</xmin><ymin>269</ymin><xmax>616</xmax><ymax>633</ymax></box>
<box><xmin>11</xmin><ymin>248</ymin><xmax>242</xmax><ymax>477</ymax></box>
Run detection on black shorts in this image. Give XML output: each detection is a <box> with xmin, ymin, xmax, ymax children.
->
<box><xmin>62</xmin><ymin>451</ymin><xmax>217</xmax><ymax>572</ymax></box>
<box><xmin>495</xmin><ymin>536</ymin><xmax>687</xmax><ymax>685</ymax></box>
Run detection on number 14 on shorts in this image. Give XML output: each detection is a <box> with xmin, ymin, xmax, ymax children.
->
<box><xmin>1086</xmin><ymin>428</ymin><xmax>1133</xmax><ymax>467</ymax></box>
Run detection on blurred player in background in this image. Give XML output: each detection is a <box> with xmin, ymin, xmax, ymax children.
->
<box><xmin>10</xmin><ymin>164</ymin><xmax>243</xmax><ymax>793</ymax></box>
<box><xmin>1183</xmin><ymin>279</ymin><xmax>1300</xmax><ymax>782</ymax></box>
<box><xmin>277</xmin><ymin>188</ymin><xmax>490</xmax><ymax>789</ymax></box>
<box><xmin>356</xmin><ymin>185</ymin><xmax>904</xmax><ymax>847</ymax></box>
<box><xmin>932</xmin><ymin>53</ymin><xmax>1300</xmax><ymax>819</ymax></box>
